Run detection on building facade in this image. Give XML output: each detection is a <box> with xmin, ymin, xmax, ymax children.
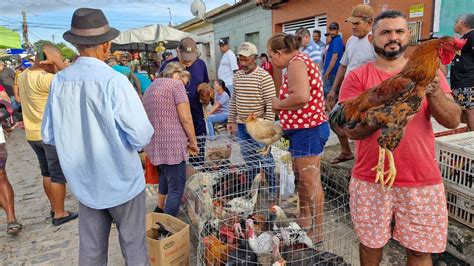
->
<box><xmin>208</xmin><ymin>0</ymin><xmax>273</xmax><ymax>74</ymax></box>
<box><xmin>266</xmin><ymin>0</ymin><xmax>435</xmax><ymax>88</ymax></box>
<box><xmin>176</xmin><ymin>4</ymin><xmax>230</xmax><ymax>80</ymax></box>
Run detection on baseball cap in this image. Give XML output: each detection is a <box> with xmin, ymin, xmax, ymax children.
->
<box><xmin>218</xmin><ymin>39</ymin><xmax>228</xmax><ymax>46</ymax></box>
<box><xmin>346</xmin><ymin>4</ymin><xmax>374</xmax><ymax>23</ymax></box>
<box><xmin>161</xmin><ymin>51</ymin><xmax>172</xmax><ymax>60</ymax></box>
<box><xmin>238</xmin><ymin>42</ymin><xmax>258</xmax><ymax>57</ymax></box>
<box><xmin>328</xmin><ymin>22</ymin><xmax>339</xmax><ymax>30</ymax></box>
<box><xmin>178</xmin><ymin>37</ymin><xmax>198</xmax><ymax>61</ymax></box>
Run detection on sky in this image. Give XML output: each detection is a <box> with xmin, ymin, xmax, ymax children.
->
<box><xmin>0</xmin><ymin>0</ymin><xmax>236</xmax><ymax>45</ymax></box>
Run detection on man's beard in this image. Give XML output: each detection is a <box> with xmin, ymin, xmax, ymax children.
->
<box><xmin>242</xmin><ymin>63</ymin><xmax>256</xmax><ymax>72</ymax></box>
<box><xmin>374</xmin><ymin>40</ymin><xmax>407</xmax><ymax>60</ymax></box>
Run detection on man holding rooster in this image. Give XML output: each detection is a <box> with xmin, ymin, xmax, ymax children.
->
<box><xmin>334</xmin><ymin>10</ymin><xmax>461</xmax><ymax>266</ymax></box>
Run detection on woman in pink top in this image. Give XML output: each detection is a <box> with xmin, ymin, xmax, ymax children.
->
<box><xmin>143</xmin><ymin>62</ymin><xmax>198</xmax><ymax>216</ymax></box>
<box><xmin>269</xmin><ymin>33</ymin><xmax>329</xmax><ymax>243</ymax></box>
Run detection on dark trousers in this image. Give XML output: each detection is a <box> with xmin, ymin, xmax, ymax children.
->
<box><xmin>78</xmin><ymin>190</ymin><xmax>149</xmax><ymax>266</ymax></box>
<box><xmin>157</xmin><ymin>161</ymin><xmax>186</xmax><ymax>217</ymax></box>
<box><xmin>237</xmin><ymin>124</ymin><xmax>276</xmax><ymax>192</ymax></box>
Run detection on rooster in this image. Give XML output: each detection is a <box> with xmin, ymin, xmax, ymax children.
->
<box><xmin>245</xmin><ymin>113</ymin><xmax>283</xmax><ymax>155</ymax></box>
<box><xmin>203</xmin><ymin>235</ymin><xmax>235</xmax><ymax>266</ymax></box>
<box><xmin>330</xmin><ymin>37</ymin><xmax>466</xmax><ymax>189</ymax></box>
<box><xmin>270</xmin><ymin>205</ymin><xmax>314</xmax><ymax>250</ymax></box>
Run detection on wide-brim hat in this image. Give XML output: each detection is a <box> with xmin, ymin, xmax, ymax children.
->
<box><xmin>63</xmin><ymin>8</ymin><xmax>119</xmax><ymax>45</ymax></box>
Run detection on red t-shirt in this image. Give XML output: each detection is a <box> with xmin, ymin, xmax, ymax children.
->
<box><xmin>261</xmin><ymin>61</ymin><xmax>273</xmax><ymax>77</ymax></box>
<box><xmin>338</xmin><ymin>62</ymin><xmax>451</xmax><ymax>187</ymax></box>
<box><xmin>279</xmin><ymin>52</ymin><xmax>327</xmax><ymax>130</ymax></box>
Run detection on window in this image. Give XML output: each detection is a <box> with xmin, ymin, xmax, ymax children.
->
<box><xmin>245</xmin><ymin>32</ymin><xmax>260</xmax><ymax>48</ymax></box>
<box><xmin>408</xmin><ymin>21</ymin><xmax>422</xmax><ymax>44</ymax></box>
<box><xmin>283</xmin><ymin>15</ymin><xmax>328</xmax><ymax>42</ymax></box>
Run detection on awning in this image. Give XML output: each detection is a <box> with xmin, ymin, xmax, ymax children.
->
<box><xmin>0</xmin><ymin>26</ymin><xmax>21</xmax><ymax>49</ymax></box>
<box><xmin>111</xmin><ymin>24</ymin><xmax>206</xmax><ymax>52</ymax></box>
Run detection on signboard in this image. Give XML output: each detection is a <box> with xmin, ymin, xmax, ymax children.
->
<box><xmin>6</xmin><ymin>49</ymin><xmax>25</xmax><ymax>55</ymax></box>
<box><xmin>409</xmin><ymin>4</ymin><xmax>424</xmax><ymax>18</ymax></box>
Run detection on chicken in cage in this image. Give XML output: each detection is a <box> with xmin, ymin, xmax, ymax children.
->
<box><xmin>184</xmin><ymin>135</ymin><xmax>355</xmax><ymax>265</ymax></box>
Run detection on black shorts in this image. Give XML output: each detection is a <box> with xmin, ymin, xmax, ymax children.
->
<box><xmin>28</xmin><ymin>141</ymin><xmax>66</xmax><ymax>184</ymax></box>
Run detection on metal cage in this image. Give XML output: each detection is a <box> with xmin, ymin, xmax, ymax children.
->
<box><xmin>183</xmin><ymin>134</ymin><xmax>355</xmax><ymax>265</ymax></box>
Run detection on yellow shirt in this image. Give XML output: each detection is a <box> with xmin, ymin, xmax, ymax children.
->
<box><xmin>18</xmin><ymin>69</ymin><xmax>54</xmax><ymax>141</ymax></box>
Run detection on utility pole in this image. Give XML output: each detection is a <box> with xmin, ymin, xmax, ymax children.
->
<box><xmin>168</xmin><ymin>8</ymin><xmax>172</xmax><ymax>27</ymax></box>
<box><xmin>22</xmin><ymin>11</ymin><xmax>29</xmax><ymax>53</ymax></box>
<box><xmin>52</xmin><ymin>34</ymin><xmax>55</xmax><ymax>43</ymax></box>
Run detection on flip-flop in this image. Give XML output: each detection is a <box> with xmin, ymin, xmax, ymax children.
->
<box><xmin>52</xmin><ymin>211</ymin><xmax>78</xmax><ymax>226</ymax></box>
<box><xmin>330</xmin><ymin>155</ymin><xmax>354</xmax><ymax>164</ymax></box>
<box><xmin>7</xmin><ymin>221</ymin><xmax>22</xmax><ymax>235</ymax></box>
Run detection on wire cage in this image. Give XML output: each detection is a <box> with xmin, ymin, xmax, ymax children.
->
<box><xmin>183</xmin><ymin>134</ymin><xmax>355</xmax><ymax>265</ymax></box>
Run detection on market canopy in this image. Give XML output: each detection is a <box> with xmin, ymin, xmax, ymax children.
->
<box><xmin>0</xmin><ymin>26</ymin><xmax>21</xmax><ymax>49</ymax></box>
<box><xmin>111</xmin><ymin>24</ymin><xmax>206</xmax><ymax>52</ymax></box>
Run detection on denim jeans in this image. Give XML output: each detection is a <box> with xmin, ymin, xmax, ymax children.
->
<box><xmin>323</xmin><ymin>75</ymin><xmax>336</xmax><ymax>98</ymax></box>
<box><xmin>157</xmin><ymin>162</ymin><xmax>186</xmax><ymax>217</ymax></box>
<box><xmin>237</xmin><ymin>124</ymin><xmax>276</xmax><ymax>193</ymax></box>
<box><xmin>227</xmin><ymin>85</ymin><xmax>234</xmax><ymax>96</ymax></box>
<box><xmin>206</xmin><ymin>113</ymin><xmax>228</xmax><ymax>138</ymax></box>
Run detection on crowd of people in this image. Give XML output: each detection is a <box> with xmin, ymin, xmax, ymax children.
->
<box><xmin>0</xmin><ymin>4</ymin><xmax>472</xmax><ymax>266</ymax></box>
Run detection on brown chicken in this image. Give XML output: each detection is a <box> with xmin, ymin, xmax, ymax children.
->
<box><xmin>246</xmin><ymin>113</ymin><xmax>283</xmax><ymax>155</ymax></box>
<box><xmin>198</xmin><ymin>83</ymin><xmax>215</xmax><ymax>119</ymax></box>
<box><xmin>330</xmin><ymin>37</ymin><xmax>466</xmax><ymax>189</ymax></box>
<box><xmin>203</xmin><ymin>235</ymin><xmax>235</xmax><ymax>266</ymax></box>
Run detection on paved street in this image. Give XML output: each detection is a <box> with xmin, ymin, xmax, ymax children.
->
<box><xmin>0</xmin><ymin>122</ymin><xmax>467</xmax><ymax>265</ymax></box>
<box><xmin>0</xmin><ymin>129</ymin><xmax>156</xmax><ymax>265</ymax></box>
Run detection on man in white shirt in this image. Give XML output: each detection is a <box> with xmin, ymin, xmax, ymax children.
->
<box><xmin>326</xmin><ymin>4</ymin><xmax>376</xmax><ymax>164</ymax></box>
<box><xmin>217</xmin><ymin>39</ymin><xmax>238</xmax><ymax>95</ymax></box>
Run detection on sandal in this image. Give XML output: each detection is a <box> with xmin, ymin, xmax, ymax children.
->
<box><xmin>7</xmin><ymin>221</ymin><xmax>22</xmax><ymax>235</ymax></box>
<box><xmin>330</xmin><ymin>154</ymin><xmax>354</xmax><ymax>164</ymax></box>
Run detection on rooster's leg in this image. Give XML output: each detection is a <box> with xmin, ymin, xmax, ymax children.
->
<box><xmin>384</xmin><ymin>150</ymin><xmax>397</xmax><ymax>189</ymax></box>
<box><xmin>257</xmin><ymin>145</ymin><xmax>271</xmax><ymax>156</ymax></box>
<box><xmin>371</xmin><ymin>146</ymin><xmax>386</xmax><ymax>189</ymax></box>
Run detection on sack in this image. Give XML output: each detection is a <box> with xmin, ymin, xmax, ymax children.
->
<box><xmin>145</xmin><ymin>156</ymin><xmax>159</xmax><ymax>184</ymax></box>
<box><xmin>279</xmin><ymin>162</ymin><xmax>295</xmax><ymax>197</ymax></box>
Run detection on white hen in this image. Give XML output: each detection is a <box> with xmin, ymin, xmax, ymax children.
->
<box><xmin>246</xmin><ymin>218</ymin><xmax>274</xmax><ymax>255</ymax></box>
<box><xmin>223</xmin><ymin>173</ymin><xmax>263</xmax><ymax>217</ymax></box>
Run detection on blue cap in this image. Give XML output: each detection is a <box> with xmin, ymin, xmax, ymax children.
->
<box><xmin>21</xmin><ymin>59</ymin><xmax>32</xmax><ymax>68</ymax></box>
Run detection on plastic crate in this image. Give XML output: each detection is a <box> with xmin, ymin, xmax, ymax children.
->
<box><xmin>445</xmin><ymin>186</ymin><xmax>473</xmax><ymax>228</ymax></box>
<box><xmin>434</xmin><ymin>126</ymin><xmax>468</xmax><ymax>137</ymax></box>
<box><xmin>435</xmin><ymin>132</ymin><xmax>473</xmax><ymax>196</ymax></box>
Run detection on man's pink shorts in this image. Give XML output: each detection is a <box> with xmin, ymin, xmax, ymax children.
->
<box><xmin>349</xmin><ymin>177</ymin><xmax>448</xmax><ymax>253</ymax></box>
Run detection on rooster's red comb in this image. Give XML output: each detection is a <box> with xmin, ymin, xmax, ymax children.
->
<box><xmin>453</xmin><ymin>37</ymin><xmax>467</xmax><ymax>49</ymax></box>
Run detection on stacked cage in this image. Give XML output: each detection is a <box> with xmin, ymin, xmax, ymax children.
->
<box><xmin>184</xmin><ymin>134</ymin><xmax>355</xmax><ymax>265</ymax></box>
<box><xmin>435</xmin><ymin>132</ymin><xmax>473</xmax><ymax>228</ymax></box>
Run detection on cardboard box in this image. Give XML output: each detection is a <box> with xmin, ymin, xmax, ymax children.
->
<box><xmin>146</xmin><ymin>213</ymin><xmax>190</xmax><ymax>266</ymax></box>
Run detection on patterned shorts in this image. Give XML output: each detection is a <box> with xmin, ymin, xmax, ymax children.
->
<box><xmin>349</xmin><ymin>178</ymin><xmax>448</xmax><ymax>253</ymax></box>
<box><xmin>452</xmin><ymin>86</ymin><xmax>474</xmax><ymax>110</ymax></box>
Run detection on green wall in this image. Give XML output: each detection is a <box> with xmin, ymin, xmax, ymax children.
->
<box><xmin>438</xmin><ymin>0</ymin><xmax>474</xmax><ymax>36</ymax></box>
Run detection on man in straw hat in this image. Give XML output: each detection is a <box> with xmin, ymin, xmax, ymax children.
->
<box><xmin>41</xmin><ymin>8</ymin><xmax>153</xmax><ymax>265</ymax></box>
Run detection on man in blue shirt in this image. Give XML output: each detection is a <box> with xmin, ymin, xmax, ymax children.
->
<box><xmin>296</xmin><ymin>27</ymin><xmax>323</xmax><ymax>69</ymax></box>
<box><xmin>160</xmin><ymin>37</ymin><xmax>209</xmax><ymax>166</ymax></box>
<box><xmin>42</xmin><ymin>8</ymin><xmax>153</xmax><ymax>265</ymax></box>
<box><xmin>323</xmin><ymin>22</ymin><xmax>345</xmax><ymax>97</ymax></box>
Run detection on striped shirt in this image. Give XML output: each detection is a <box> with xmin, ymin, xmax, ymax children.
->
<box><xmin>228</xmin><ymin>66</ymin><xmax>276</xmax><ymax>124</ymax></box>
<box><xmin>301</xmin><ymin>40</ymin><xmax>322</xmax><ymax>65</ymax></box>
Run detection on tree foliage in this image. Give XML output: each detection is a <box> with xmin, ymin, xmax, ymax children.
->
<box><xmin>32</xmin><ymin>40</ymin><xmax>77</xmax><ymax>61</ymax></box>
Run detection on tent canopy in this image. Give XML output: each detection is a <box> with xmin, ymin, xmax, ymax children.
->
<box><xmin>0</xmin><ymin>26</ymin><xmax>21</xmax><ymax>49</ymax></box>
<box><xmin>111</xmin><ymin>24</ymin><xmax>206</xmax><ymax>52</ymax></box>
